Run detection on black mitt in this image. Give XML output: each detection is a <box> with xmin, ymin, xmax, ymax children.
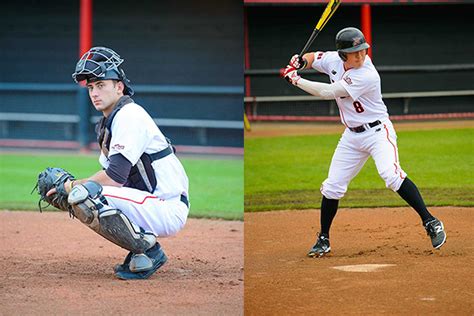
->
<box><xmin>34</xmin><ymin>167</ymin><xmax>76</xmax><ymax>213</ymax></box>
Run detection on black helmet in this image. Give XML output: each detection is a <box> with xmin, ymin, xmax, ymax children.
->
<box><xmin>72</xmin><ymin>46</ymin><xmax>134</xmax><ymax>96</ymax></box>
<box><xmin>335</xmin><ymin>27</ymin><xmax>370</xmax><ymax>61</ymax></box>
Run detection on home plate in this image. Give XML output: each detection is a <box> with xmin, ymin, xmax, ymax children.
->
<box><xmin>332</xmin><ymin>264</ymin><xmax>396</xmax><ymax>272</ymax></box>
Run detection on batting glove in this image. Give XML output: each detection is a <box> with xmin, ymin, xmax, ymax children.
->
<box><xmin>283</xmin><ymin>65</ymin><xmax>301</xmax><ymax>86</ymax></box>
<box><xmin>289</xmin><ymin>54</ymin><xmax>307</xmax><ymax>70</ymax></box>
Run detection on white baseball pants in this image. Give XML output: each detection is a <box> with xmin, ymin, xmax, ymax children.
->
<box><xmin>321</xmin><ymin>119</ymin><xmax>407</xmax><ymax>200</ymax></box>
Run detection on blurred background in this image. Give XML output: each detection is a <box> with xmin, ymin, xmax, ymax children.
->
<box><xmin>0</xmin><ymin>0</ymin><xmax>244</xmax><ymax>219</ymax></box>
<box><xmin>0</xmin><ymin>0</ymin><xmax>243</xmax><ymax>153</ymax></box>
<box><xmin>244</xmin><ymin>0</ymin><xmax>473</xmax><ymax>122</ymax></box>
<box><xmin>243</xmin><ymin>0</ymin><xmax>473</xmax><ymax>212</ymax></box>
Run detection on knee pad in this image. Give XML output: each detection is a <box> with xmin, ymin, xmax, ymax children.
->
<box><xmin>320</xmin><ymin>180</ymin><xmax>345</xmax><ymax>200</ymax></box>
<box><xmin>68</xmin><ymin>181</ymin><xmax>156</xmax><ymax>253</ymax></box>
<box><xmin>68</xmin><ymin>181</ymin><xmax>105</xmax><ymax>229</ymax></box>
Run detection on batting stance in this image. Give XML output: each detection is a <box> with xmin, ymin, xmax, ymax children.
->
<box><xmin>37</xmin><ymin>47</ymin><xmax>190</xmax><ymax>279</ymax></box>
<box><xmin>283</xmin><ymin>27</ymin><xmax>446</xmax><ymax>257</ymax></box>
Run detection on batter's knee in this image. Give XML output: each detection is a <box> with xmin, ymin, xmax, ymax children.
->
<box><xmin>320</xmin><ymin>179</ymin><xmax>346</xmax><ymax>200</ymax></box>
<box><xmin>378</xmin><ymin>168</ymin><xmax>406</xmax><ymax>192</ymax></box>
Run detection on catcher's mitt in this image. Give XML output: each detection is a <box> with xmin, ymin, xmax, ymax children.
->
<box><xmin>33</xmin><ymin>167</ymin><xmax>76</xmax><ymax>214</ymax></box>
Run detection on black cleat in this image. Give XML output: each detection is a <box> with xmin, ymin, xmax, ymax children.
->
<box><xmin>114</xmin><ymin>251</ymin><xmax>133</xmax><ymax>273</ymax></box>
<box><xmin>308</xmin><ymin>234</ymin><xmax>331</xmax><ymax>258</ymax></box>
<box><xmin>114</xmin><ymin>243</ymin><xmax>167</xmax><ymax>279</ymax></box>
<box><xmin>424</xmin><ymin>218</ymin><xmax>446</xmax><ymax>249</ymax></box>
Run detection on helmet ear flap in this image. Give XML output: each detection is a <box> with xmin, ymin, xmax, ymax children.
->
<box><xmin>338</xmin><ymin>51</ymin><xmax>347</xmax><ymax>61</ymax></box>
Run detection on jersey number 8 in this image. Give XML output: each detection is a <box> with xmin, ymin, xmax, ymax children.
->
<box><xmin>353</xmin><ymin>101</ymin><xmax>365</xmax><ymax>113</ymax></box>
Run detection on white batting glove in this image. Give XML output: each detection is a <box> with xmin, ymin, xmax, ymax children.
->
<box><xmin>283</xmin><ymin>65</ymin><xmax>301</xmax><ymax>86</ymax></box>
<box><xmin>289</xmin><ymin>54</ymin><xmax>307</xmax><ymax>70</ymax></box>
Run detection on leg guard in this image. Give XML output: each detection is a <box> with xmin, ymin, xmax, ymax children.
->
<box><xmin>68</xmin><ymin>181</ymin><xmax>156</xmax><ymax>254</ymax></box>
<box><xmin>99</xmin><ymin>208</ymin><xmax>156</xmax><ymax>254</ymax></box>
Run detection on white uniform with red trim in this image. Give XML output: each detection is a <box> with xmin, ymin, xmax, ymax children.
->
<box><xmin>98</xmin><ymin>102</ymin><xmax>189</xmax><ymax>237</ymax></box>
<box><xmin>312</xmin><ymin>51</ymin><xmax>406</xmax><ymax>199</ymax></box>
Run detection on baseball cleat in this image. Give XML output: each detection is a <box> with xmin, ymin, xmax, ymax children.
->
<box><xmin>114</xmin><ymin>251</ymin><xmax>133</xmax><ymax>274</ymax></box>
<box><xmin>307</xmin><ymin>234</ymin><xmax>331</xmax><ymax>258</ymax></box>
<box><xmin>114</xmin><ymin>243</ymin><xmax>168</xmax><ymax>280</ymax></box>
<box><xmin>424</xmin><ymin>218</ymin><xmax>446</xmax><ymax>249</ymax></box>
<box><xmin>129</xmin><ymin>254</ymin><xmax>154</xmax><ymax>272</ymax></box>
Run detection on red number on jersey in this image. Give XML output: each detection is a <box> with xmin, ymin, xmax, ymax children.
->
<box><xmin>353</xmin><ymin>101</ymin><xmax>365</xmax><ymax>113</ymax></box>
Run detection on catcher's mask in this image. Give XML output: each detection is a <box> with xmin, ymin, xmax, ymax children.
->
<box><xmin>72</xmin><ymin>46</ymin><xmax>134</xmax><ymax>96</ymax></box>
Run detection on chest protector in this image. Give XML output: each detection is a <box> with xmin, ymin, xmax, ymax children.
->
<box><xmin>96</xmin><ymin>96</ymin><xmax>175</xmax><ymax>193</ymax></box>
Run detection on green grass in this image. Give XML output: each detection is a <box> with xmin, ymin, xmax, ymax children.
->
<box><xmin>245</xmin><ymin>128</ymin><xmax>474</xmax><ymax>211</ymax></box>
<box><xmin>0</xmin><ymin>153</ymin><xmax>243</xmax><ymax>220</ymax></box>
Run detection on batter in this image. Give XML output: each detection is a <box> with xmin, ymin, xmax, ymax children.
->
<box><xmin>283</xmin><ymin>27</ymin><xmax>446</xmax><ymax>257</ymax></box>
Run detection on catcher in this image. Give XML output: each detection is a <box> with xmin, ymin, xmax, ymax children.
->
<box><xmin>35</xmin><ymin>47</ymin><xmax>190</xmax><ymax>280</ymax></box>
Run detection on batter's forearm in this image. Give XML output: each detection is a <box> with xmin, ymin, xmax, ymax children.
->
<box><xmin>297</xmin><ymin>79</ymin><xmax>349</xmax><ymax>100</ymax></box>
<box><xmin>302</xmin><ymin>53</ymin><xmax>315</xmax><ymax>69</ymax></box>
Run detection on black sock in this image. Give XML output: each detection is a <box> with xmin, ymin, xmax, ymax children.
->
<box><xmin>320</xmin><ymin>196</ymin><xmax>339</xmax><ymax>238</ymax></box>
<box><xmin>397</xmin><ymin>177</ymin><xmax>434</xmax><ymax>223</ymax></box>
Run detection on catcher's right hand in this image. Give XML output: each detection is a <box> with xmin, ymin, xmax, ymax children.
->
<box><xmin>34</xmin><ymin>167</ymin><xmax>76</xmax><ymax>213</ymax></box>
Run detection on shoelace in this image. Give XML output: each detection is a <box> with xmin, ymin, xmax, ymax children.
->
<box><xmin>426</xmin><ymin>223</ymin><xmax>439</xmax><ymax>237</ymax></box>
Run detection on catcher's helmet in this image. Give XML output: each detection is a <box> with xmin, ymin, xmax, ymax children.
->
<box><xmin>335</xmin><ymin>27</ymin><xmax>370</xmax><ymax>61</ymax></box>
<box><xmin>72</xmin><ymin>46</ymin><xmax>134</xmax><ymax>96</ymax></box>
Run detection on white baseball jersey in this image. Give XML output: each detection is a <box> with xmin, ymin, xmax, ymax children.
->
<box><xmin>98</xmin><ymin>102</ymin><xmax>189</xmax><ymax>237</ymax></box>
<box><xmin>302</xmin><ymin>51</ymin><xmax>407</xmax><ymax>199</ymax></box>
<box><xmin>312</xmin><ymin>51</ymin><xmax>389</xmax><ymax>127</ymax></box>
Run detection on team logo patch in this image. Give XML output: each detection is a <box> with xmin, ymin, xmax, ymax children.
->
<box><xmin>343</xmin><ymin>76</ymin><xmax>352</xmax><ymax>85</ymax></box>
<box><xmin>112</xmin><ymin>143</ymin><xmax>125</xmax><ymax>150</ymax></box>
<box><xmin>353</xmin><ymin>37</ymin><xmax>362</xmax><ymax>46</ymax></box>
<box><xmin>317</xmin><ymin>52</ymin><xmax>324</xmax><ymax>60</ymax></box>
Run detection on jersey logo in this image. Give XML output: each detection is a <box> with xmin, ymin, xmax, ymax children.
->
<box><xmin>343</xmin><ymin>76</ymin><xmax>353</xmax><ymax>85</ymax></box>
<box><xmin>112</xmin><ymin>143</ymin><xmax>125</xmax><ymax>150</ymax></box>
<box><xmin>317</xmin><ymin>52</ymin><xmax>324</xmax><ymax>60</ymax></box>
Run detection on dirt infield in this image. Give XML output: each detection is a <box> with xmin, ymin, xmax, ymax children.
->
<box><xmin>0</xmin><ymin>211</ymin><xmax>243</xmax><ymax>315</ymax></box>
<box><xmin>245</xmin><ymin>207</ymin><xmax>473</xmax><ymax>315</ymax></box>
<box><xmin>245</xmin><ymin>119</ymin><xmax>474</xmax><ymax>138</ymax></box>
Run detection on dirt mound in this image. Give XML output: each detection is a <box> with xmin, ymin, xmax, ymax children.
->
<box><xmin>245</xmin><ymin>207</ymin><xmax>473</xmax><ymax>315</ymax></box>
<box><xmin>0</xmin><ymin>211</ymin><xmax>243</xmax><ymax>315</ymax></box>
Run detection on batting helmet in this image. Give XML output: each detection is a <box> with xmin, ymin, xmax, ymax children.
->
<box><xmin>335</xmin><ymin>27</ymin><xmax>370</xmax><ymax>62</ymax></box>
<box><xmin>72</xmin><ymin>46</ymin><xmax>134</xmax><ymax>96</ymax></box>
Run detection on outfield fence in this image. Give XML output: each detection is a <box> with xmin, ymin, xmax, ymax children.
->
<box><xmin>0</xmin><ymin>83</ymin><xmax>243</xmax><ymax>154</ymax></box>
<box><xmin>244</xmin><ymin>64</ymin><xmax>474</xmax><ymax>122</ymax></box>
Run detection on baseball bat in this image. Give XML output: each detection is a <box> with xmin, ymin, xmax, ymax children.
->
<box><xmin>299</xmin><ymin>0</ymin><xmax>341</xmax><ymax>56</ymax></box>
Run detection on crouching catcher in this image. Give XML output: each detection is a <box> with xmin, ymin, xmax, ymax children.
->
<box><xmin>33</xmin><ymin>46</ymin><xmax>190</xmax><ymax>280</ymax></box>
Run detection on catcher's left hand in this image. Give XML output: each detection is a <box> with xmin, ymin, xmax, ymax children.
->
<box><xmin>33</xmin><ymin>167</ymin><xmax>76</xmax><ymax>213</ymax></box>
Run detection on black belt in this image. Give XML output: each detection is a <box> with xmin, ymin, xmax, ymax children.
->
<box><xmin>150</xmin><ymin>146</ymin><xmax>174</xmax><ymax>161</ymax></box>
<box><xmin>180</xmin><ymin>194</ymin><xmax>189</xmax><ymax>208</ymax></box>
<box><xmin>348</xmin><ymin>120</ymin><xmax>382</xmax><ymax>133</ymax></box>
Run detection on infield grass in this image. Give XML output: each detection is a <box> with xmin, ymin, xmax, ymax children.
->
<box><xmin>0</xmin><ymin>153</ymin><xmax>243</xmax><ymax>220</ymax></box>
<box><xmin>245</xmin><ymin>128</ymin><xmax>474</xmax><ymax>211</ymax></box>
